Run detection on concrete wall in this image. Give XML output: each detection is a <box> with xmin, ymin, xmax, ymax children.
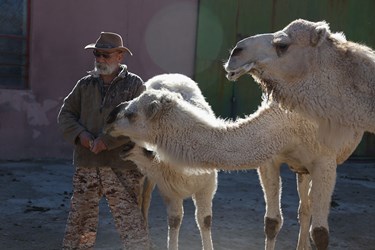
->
<box><xmin>0</xmin><ymin>0</ymin><xmax>198</xmax><ymax>160</ymax></box>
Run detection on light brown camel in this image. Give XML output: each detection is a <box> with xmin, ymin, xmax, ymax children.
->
<box><xmin>225</xmin><ymin>19</ymin><xmax>375</xmax><ymax>138</ymax></box>
<box><xmin>104</xmin><ymin>73</ymin><xmax>363</xmax><ymax>250</ymax></box>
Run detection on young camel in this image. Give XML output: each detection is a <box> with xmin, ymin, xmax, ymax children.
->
<box><xmin>225</xmin><ymin>18</ymin><xmax>375</xmax><ymax>137</ymax></box>
<box><xmin>121</xmin><ymin>73</ymin><xmax>218</xmax><ymax>250</ymax></box>
<box><xmin>122</xmin><ymin>143</ymin><xmax>217</xmax><ymax>250</ymax></box>
<box><xmin>104</xmin><ymin>73</ymin><xmax>363</xmax><ymax>250</ymax></box>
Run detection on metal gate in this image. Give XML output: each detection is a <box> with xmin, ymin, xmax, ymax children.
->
<box><xmin>0</xmin><ymin>0</ymin><xmax>30</xmax><ymax>89</ymax></box>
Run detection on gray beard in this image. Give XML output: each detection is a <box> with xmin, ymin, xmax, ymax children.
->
<box><xmin>94</xmin><ymin>62</ymin><xmax>118</xmax><ymax>75</ymax></box>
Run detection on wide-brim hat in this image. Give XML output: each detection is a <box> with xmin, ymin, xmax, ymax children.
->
<box><xmin>84</xmin><ymin>32</ymin><xmax>133</xmax><ymax>56</ymax></box>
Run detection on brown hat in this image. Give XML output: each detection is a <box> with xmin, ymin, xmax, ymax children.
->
<box><xmin>84</xmin><ymin>32</ymin><xmax>133</xmax><ymax>56</ymax></box>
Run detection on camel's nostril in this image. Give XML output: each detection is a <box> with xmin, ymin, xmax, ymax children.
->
<box><xmin>106</xmin><ymin>110</ymin><xmax>119</xmax><ymax>124</ymax></box>
<box><xmin>107</xmin><ymin>104</ymin><xmax>125</xmax><ymax>124</ymax></box>
<box><xmin>106</xmin><ymin>114</ymin><xmax>115</xmax><ymax>124</ymax></box>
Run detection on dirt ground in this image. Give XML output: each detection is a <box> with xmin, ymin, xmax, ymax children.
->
<box><xmin>0</xmin><ymin>159</ymin><xmax>374</xmax><ymax>250</ymax></box>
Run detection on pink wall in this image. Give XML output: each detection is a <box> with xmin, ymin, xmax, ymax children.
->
<box><xmin>0</xmin><ymin>0</ymin><xmax>198</xmax><ymax>159</ymax></box>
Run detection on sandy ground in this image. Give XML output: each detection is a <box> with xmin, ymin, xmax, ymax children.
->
<box><xmin>0</xmin><ymin>159</ymin><xmax>374</xmax><ymax>250</ymax></box>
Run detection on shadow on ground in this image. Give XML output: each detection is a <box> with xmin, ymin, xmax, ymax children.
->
<box><xmin>0</xmin><ymin>159</ymin><xmax>374</xmax><ymax>250</ymax></box>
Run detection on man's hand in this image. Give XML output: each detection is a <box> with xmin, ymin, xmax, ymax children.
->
<box><xmin>90</xmin><ymin>138</ymin><xmax>108</xmax><ymax>154</ymax></box>
<box><xmin>79</xmin><ymin>131</ymin><xmax>95</xmax><ymax>149</ymax></box>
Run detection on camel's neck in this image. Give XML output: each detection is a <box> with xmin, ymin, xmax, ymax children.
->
<box><xmin>267</xmin><ymin>42</ymin><xmax>375</xmax><ymax>133</ymax></box>
<box><xmin>156</xmin><ymin>103</ymin><xmax>292</xmax><ymax>171</ymax></box>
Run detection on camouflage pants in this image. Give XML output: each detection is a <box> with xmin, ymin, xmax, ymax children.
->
<box><xmin>62</xmin><ymin>166</ymin><xmax>150</xmax><ymax>250</ymax></box>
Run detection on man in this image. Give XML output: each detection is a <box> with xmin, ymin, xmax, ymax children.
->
<box><xmin>58</xmin><ymin>32</ymin><xmax>149</xmax><ymax>249</ymax></box>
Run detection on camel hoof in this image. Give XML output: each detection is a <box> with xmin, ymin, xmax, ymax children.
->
<box><xmin>265</xmin><ymin>217</ymin><xmax>280</xmax><ymax>240</ymax></box>
<box><xmin>312</xmin><ymin>226</ymin><xmax>329</xmax><ymax>250</ymax></box>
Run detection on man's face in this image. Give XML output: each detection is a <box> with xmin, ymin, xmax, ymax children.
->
<box><xmin>93</xmin><ymin>49</ymin><xmax>123</xmax><ymax>75</ymax></box>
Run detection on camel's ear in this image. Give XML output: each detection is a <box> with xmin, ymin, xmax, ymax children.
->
<box><xmin>310</xmin><ymin>21</ymin><xmax>330</xmax><ymax>47</ymax></box>
<box><xmin>159</xmin><ymin>95</ymin><xmax>175</xmax><ymax>109</ymax></box>
<box><xmin>145</xmin><ymin>94</ymin><xmax>175</xmax><ymax>120</ymax></box>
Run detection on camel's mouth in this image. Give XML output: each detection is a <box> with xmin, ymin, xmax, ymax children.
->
<box><xmin>119</xmin><ymin>150</ymin><xmax>132</xmax><ymax>160</ymax></box>
<box><xmin>119</xmin><ymin>141</ymin><xmax>136</xmax><ymax>159</ymax></box>
<box><xmin>225</xmin><ymin>62</ymin><xmax>255</xmax><ymax>81</ymax></box>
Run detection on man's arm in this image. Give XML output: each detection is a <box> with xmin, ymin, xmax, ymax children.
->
<box><xmin>57</xmin><ymin>81</ymin><xmax>87</xmax><ymax>145</ymax></box>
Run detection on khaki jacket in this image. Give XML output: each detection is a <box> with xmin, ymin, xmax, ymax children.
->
<box><xmin>58</xmin><ymin>65</ymin><xmax>145</xmax><ymax>168</ymax></box>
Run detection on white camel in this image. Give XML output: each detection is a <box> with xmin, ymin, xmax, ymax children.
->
<box><xmin>104</xmin><ymin>73</ymin><xmax>364</xmax><ymax>250</ymax></box>
<box><xmin>122</xmin><ymin>143</ymin><xmax>217</xmax><ymax>250</ymax></box>
<box><xmin>115</xmin><ymin>74</ymin><xmax>218</xmax><ymax>250</ymax></box>
<box><xmin>225</xmin><ymin>18</ymin><xmax>375</xmax><ymax>136</ymax></box>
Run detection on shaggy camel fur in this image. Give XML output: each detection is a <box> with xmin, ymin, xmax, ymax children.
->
<box><xmin>225</xmin><ymin>19</ymin><xmax>375</xmax><ymax>136</ymax></box>
<box><xmin>122</xmin><ymin>144</ymin><xmax>217</xmax><ymax>250</ymax></box>
<box><xmin>104</xmin><ymin>74</ymin><xmax>363</xmax><ymax>250</ymax></box>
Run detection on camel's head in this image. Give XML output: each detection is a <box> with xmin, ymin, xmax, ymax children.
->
<box><xmin>224</xmin><ymin>19</ymin><xmax>340</xmax><ymax>92</ymax></box>
<box><xmin>104</xmin><ymin>89</ymin><xmax>183</xmax><ymax>145</ymax></box>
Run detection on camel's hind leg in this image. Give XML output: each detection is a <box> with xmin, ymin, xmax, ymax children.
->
<box><xmin>163</xmin><ymin>196</ymin><xmax>184</xmax><ymax>250</ymax></box>
<box><xmin>296</xmin><ymin>173</ymin><xmax>312</xmax><ymax>250</ymax></box>
<box><xmin>257</xmin><ymin>161</ymin><xmax>283</xmax><ymax>250</ymax></box>
<box><xmin>192</xmin><ymin>174</ymin><xmax>217</xmax><ymax>250</ymax></box>
<box><xmin>309</xmin><ymin>159</ymin><xmax>337</xmax><ymax>250</ymax></box>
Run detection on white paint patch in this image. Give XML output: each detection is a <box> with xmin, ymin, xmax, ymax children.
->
<box><xmin>0</xmin><ymin>89</ymin><xmax>59</xmax><ymax>128</ymax></box>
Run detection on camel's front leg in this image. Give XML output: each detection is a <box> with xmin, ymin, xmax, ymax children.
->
<box><xmin>309</xmin><ymin>159</ymin><xmax>337</xmax><ymax>250</ymax></box>
<box><xmin>257</xmin><ymin>161</ymin><xmax>283</xmax><ymax>250</ymax></box>
<box><xmin>296</xmin><ymin>173</ymin><xmax>312</xmax><ymax>250</ymax></box>
<box><xmin>192</xmin><ymin>177</ymin><xmax>216</xmax><ymax>250</ymax></box>
<box><xmin>163</xmin><ymin>196</ymin><xmax>184</xmax><ymax>250</ymax></box>
<box><xmin>140</xmin><ymin>177</ymin><xmax>156</xmax><ymax>226</ymax></box>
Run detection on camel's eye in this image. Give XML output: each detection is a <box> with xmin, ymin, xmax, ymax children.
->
<box><xmin>231</xmin><ymin>47</ymin><xmax>243</xmax><ymax>57</ymax></box>
<box><xmin>274</xmin><ymin>43</ymin><xmax>289</xmax><ymax>56</ymax></box>
<box><xmin>272</xmin><ymin>32</ymin><xmax>291</xmax><ymax>57</ymax></box>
